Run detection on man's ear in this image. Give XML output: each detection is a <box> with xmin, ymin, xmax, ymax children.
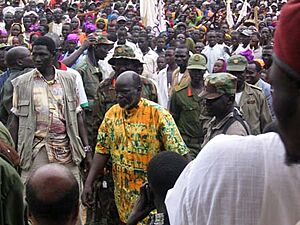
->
<box><xmin>16</xmin><ymin>58</ymin><xmax>23</xmax><ymax>66</ymax></box>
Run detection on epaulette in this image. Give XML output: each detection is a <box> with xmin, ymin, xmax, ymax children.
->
<box><xmin>174</xmin><ymin>82</ymin><xmax>189</xmax><ymax>92</ymax></box>
<box><xmin>247</xmin><ymin>83</ymin><xmax>263</xmax><ymax>92</ymax></box>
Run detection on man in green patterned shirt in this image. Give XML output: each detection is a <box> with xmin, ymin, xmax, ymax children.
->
<box><xmin>82</xmin><ymin>71</ymin><xmax>189</xmax><ymax>224</ymax></box>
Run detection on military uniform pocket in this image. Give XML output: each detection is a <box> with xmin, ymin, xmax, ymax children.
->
<box><xmin>16</xmin><ymin>100</ymin><xmax>30</xmax><ymax>117</ymax></box>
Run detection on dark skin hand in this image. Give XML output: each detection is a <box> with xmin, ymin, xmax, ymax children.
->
<box><xmin>77</xmin><ymin>111</ymin><xmax>92</xmax><ymax>172</ymax></box>
<box><xmin>62</xmin><ymin>36</ymin><xmax>95</xmax><ymax>67</ymax></box>
<box><xmin>127</xmin><ymin>183</ymin><xmax>156</xmax><ymax>225</ymax></box>
<box><xmin>82</xmin><ymin>153</ymin><xmax>109</xmax><ymax>208</ymax></box>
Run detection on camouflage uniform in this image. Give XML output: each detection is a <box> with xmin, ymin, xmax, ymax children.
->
<box><xmin>87</xmin><ymin>45</ymin><xmax>158</xmax><ymax>225</ymax></box>
<box><xmin>199</xmin><ymin>73</ymin><xmax>251</xmax><ymax>147</ymax></box>
<box><xmin>170</xmin><ymin>55</ymin><xmax>210</xmax><ymax>158</ymax></box>
<box><xmin>75</xmin><ymin>35</ymin><xmax>114</xmax><ymax>149</ymax></box>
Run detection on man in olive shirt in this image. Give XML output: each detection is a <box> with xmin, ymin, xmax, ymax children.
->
<box><xmin>170</xmin><ymin>54</ymin><xmax>209</xmax><ymax>158</ymax></box>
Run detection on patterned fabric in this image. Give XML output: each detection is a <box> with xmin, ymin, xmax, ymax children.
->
<box><xmin>200</xmin><ymin>73</ymin><xmax>237</xmax><ymax>99</ymax></box>
<box><xmin>12</xmin><ymin>68</ymin><xmax>80</xmax><ymax>164</ymax></box>
<box><xmin>95</xmin><ymin>98</ymin><xmax>189</xmax><ymax>223</ymax></box>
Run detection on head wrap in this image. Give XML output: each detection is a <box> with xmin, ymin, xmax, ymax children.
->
<box><xmin>239</xmin><ymin>49</ymin><xmax>254</xmax><ymax>62</ymax></box>
<box><xmin>66</xmin><ymin>33</ymin><xmax>79</xmax><ymax>43</ymax></box>
<box><xmin>0</xmin><ymin>28</ymin><xmax>8</xmax><ymax>36</ymax></box>
<box><xmin>84</xmin><ymin>23</ymin><xmax>96</xmax><ymax>32</ymax></box>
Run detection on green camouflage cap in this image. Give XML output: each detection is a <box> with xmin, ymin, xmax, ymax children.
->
<box><xmin>199</xmin><ymin>73</ymin><xmax>237</xmax><ymax>99</ymax></box>
<box><xmin>187</xmin><ymin>54</ymin><xmax>207</xmax><ymax>70</ymax></box>
<box><xmin>227</xmin><ymin>55</ymin><xmax>248</xmax><ymax>72</ymax></box>
<box><xmin>95</xmin><ymin>34</ymin><xmax>114</xmax><ymax>45</ymax></box>
<box><xmin>108</xmin><ymin>45</ymin><xmax>142</xmax><ymax>65</ymax></box>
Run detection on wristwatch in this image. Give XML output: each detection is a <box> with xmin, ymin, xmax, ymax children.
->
<box><xmin>84</xmin><ymin>145</ymin><xmax>92</xmax><ymax>153</ymax></box>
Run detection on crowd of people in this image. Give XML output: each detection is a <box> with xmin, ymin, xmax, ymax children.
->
<box><xmin>0</xmin><ymin>0</ymin><xmax>299</xmax><ymax>224</ymax></box>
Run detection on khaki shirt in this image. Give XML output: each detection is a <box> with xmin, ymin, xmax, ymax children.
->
<box><xmin>238</xmin><ymin>83</ymin><xmax>272</xmax><ymax>135</ymax></box>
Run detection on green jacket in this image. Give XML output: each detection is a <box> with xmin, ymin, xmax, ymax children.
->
<box><xmin>169</xmin><ymin>83</ymin><xmax>209</xmax><ymax>158</ymax></box>
<box><xmin>0</xmin><ymin>68</ymin><xmax>33</xmax><ymax>125</ymax></box>
<box><xmin>11</xmin><ymin>69</ymin><xmax>85</xmax><ymax>170</ymax></box>
<box><xmin>76</xmin><ymin>55</ymin><xmax>102</xmax><ymax>100</ymax></box>
<box><xmin>0</xmin><ymin>121</ymin><xmax>14</xmax><ymax>148</ymax></box>
<box><xmin>238</xmin><ymin>82</ymin><xmax>272</xmax><ymax>135</ymax></box>
<box><xmin>0</xmin><ymin>156</ymin><xmax>24</xmax><ymax>225</ymax></box>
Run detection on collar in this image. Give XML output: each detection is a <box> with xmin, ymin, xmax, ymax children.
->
<box><xmin>58</xmin><ymin>61</ymin><xmax>67</xmax><ymax>71</ymax></box>
<box><xmin>34</xmin><ymin>66</ymin><xmax>58</xmax><ymax>84</ymax></box>
<box><xmin>243</xmin><ymin>82</ymin><xmax>255</xmax><ymax>94</ymax></box>
<box><xmin>123</xmin><ymin>98</ymin><xmax>143</xmax><ymax>117</ymax></box>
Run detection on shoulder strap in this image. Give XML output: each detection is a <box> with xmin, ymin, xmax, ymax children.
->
<box><xmin>222</xmin><ymin>109</ymin><xmax>250</xmax><ymax>135</ymax></box>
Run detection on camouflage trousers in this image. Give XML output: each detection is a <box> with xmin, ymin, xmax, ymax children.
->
<box><xmin>85</xmin><ymin>169</ymin><xmax>121</xmax><ymax>225</ymax></box>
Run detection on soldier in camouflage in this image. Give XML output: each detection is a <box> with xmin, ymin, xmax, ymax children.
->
<box><xmin>86</xmin><ymin>45</ymin><xmax>158</xmax><ymax>225</ymax></box>
<box><xmin>75</xmin><ymin>34</ymin><xmax>114</xmax><ymax>149</ymax></box>
<box><xmin>200</xmin><ymin>73</ymin><xmax>251</xmax><ymax>148</ymax></box>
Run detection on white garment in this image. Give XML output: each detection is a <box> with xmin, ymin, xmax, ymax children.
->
<box><xmin>202</xmin><ymin>44</ymin><xmax>229</xmax><ymax>73</ymax></box>
<box><xmin>246</xmin><ymin>44</ymin><xmax>263</xmax><ymax>59</ymax></box>
<box><xmin>98</xmin><ymin>58</ymin><xmax>114</xmax><ymax>80</ymax></box>
<box><xmin>141</xmin><ymin>48</ymin><xmax>159</xmax><ymax>80</ymax></box>
<box><xmin>50</xmin><ymin>22</ymin><xmax>62</xmax><ymax>37</ymax></box>
<box><xmin>230</xmin><ymin>44</ymin><xmax>245</xmax><ymax>55</ymax></box>
<box><xmin>156</xmin><ymin>67</ymin><xmax>169</xmax><ymax>109</ymax></box>
<box><xmin>177</xmin><ymin>72</ymin><xmax>184</xmax><ymax>84</ymax></box>
<box><xmin>166</xmin><ymin>133</ymin><xmax>300</xmax><ymax>225</ymax></box>
<box><xmin>64</xmin><ymin>67</ymin><xmax>88</xmax><ymax>107</ymax></box>
<box><xmin>235</xmin><ymin>91</ymin><xmax>243</xmax><ymax>105</ymax></box>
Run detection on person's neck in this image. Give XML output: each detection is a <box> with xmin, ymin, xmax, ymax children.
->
<box><xmin>168</xmin><ymin>62</ymin><xmax>177</xmax><ymax>71</ymax></box>
<box><xmin>40</xmin><ymin>66</ymin><xmax>55</xmax><ymax>81</ymax></box>
<box><xmin>215</xmin><ymin>108</ymin><xmax>232</xmax><ymax>124</ymax></box>
<box><xmin>232</xmin><ymin>44</ymin><xmax>239</xmax><ymax>51</ymax></box>
<box><xmin>87</xmin><ymin>51</ymin><xmax>98</xmax><ymax>67</ymax></box>
<box><xmin>117</xmin><ymin>40</ymin><xmax>126</xmax><ymax>45</ymax></box>
<box><xmin>179</xmin><ymin>66</ymin><xmax>186</xmax><ymax>73</ymax></box>
<box><xmin>236</xmin><ymin>83</ymin><xmax>245</xmax><ymax>93</ymax></box>
<box><xmin>10</xmin><ymin>66</ymin><xmax>23</xmax><ymax>71</ymax></box>
<box><xmin>142</xmin><ymin>47</ymin><xmax>149</xmax><ymax>55</ymax></box>
<box><xmin>191</xmin><ymin>80</ymin><xmax>203</xmax><ymax>89</ymax></box>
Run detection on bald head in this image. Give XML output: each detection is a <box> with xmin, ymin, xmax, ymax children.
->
<box><xmin>5</xmin><ymin>46</ymin><xmax>32</xmax><ymax>68</ymax></box>
<box><xmin>115</xmin><ymin>71</ymin><xmax>142</xmax><ymax>109</ymax></box>
<box><xmin>116</xmin><ymin>71</ymin><xmax>142</xmax><ymax>89</ymax></box>
<box><xmin>26</xmin><ymin>164</ymin><xmax>79</xmax><ymax>225</ymax></box>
